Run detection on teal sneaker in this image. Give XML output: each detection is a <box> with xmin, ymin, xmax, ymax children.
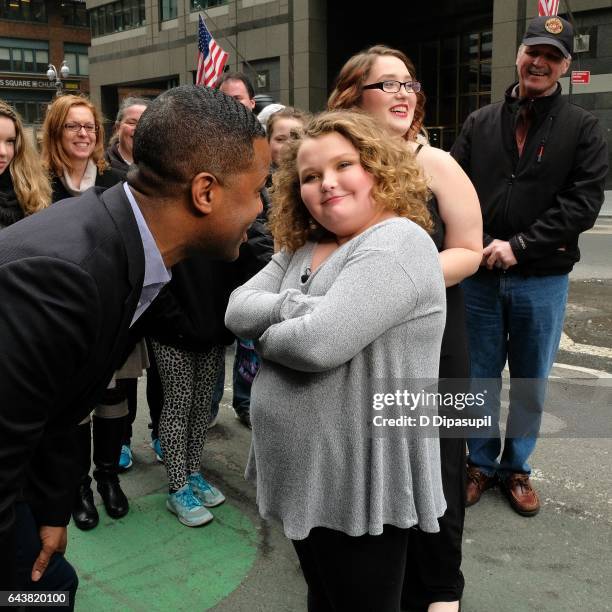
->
<box><xmin>118</xmin><ymin>444</ymin><xmax>133</xmax><ymax>471</ymax></box>
<box><xmin>166</xmin><ymin>484</ymin><xmax>213</xmax><ymax>527</ymax></box>
<box><xmin>188</xmin><ymin>473</ymin><xmax>226</xmax><ymax>508</ymax></box>
<box><xmin>150</xmin><ymin>438</ymin><xmax>163</xmax><ymax>463</ymax></box>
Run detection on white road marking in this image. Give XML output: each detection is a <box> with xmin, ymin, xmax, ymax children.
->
<box><xmin>558</xmin><ymin>332</ymin><xmax>612</xmax><ymax>360</ymax></box>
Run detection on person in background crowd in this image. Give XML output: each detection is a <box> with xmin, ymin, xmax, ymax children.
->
<box><xmin>212</xmin><ymin>72</ymin><xmax>274</xmax><ymax>429</ymax></box>
<box><xmin>105</xmin><ymin>96</ymin><xmax>150</xmax><ymax>173</ymax></box>
<box><xmin>0</xmin><ymin>84</ymin><xmax>269</xmax><ymax>600</ymax></box>
<box><xmin>0</xmin><ymin>100</ymin><xmax>50</xmax><ymax>230</ymax></box>
<box><xmin>226</xmin><ymin>110</ymin><xmax>447</xmax><ymax>612</ymax></box>
<box><xmin>42</xmin><ymin>94</ymin><xmax>123</xmax><ymax>202</ymax></box>
<box><xmin>452</xmin><ymin>16</ymin><xmax>608</xmax><ymax>517</ymax></box>
<box><xmin>266</xmin><ymin>107</ymin><xmax>310</xmax><ymax>170</ymax></box>
<box><xmin>329</xmin><ymin>45</ymin><xmax>482</xmax><ymax>612</ymax></box>
<box><xmin>41</xmin><ymin>95</ymin><xmax>131</xmax><ymax>531</ymax></box>
<box><xmin>146</xmin><ymin>255</ymin><xmax>241</xmax><ymax>526</ymax></box>
<box><xmin>218</xmin><ymin>72</ymin><xmax>256</xmax><ymax>110</ymax></box>
<box><xmin>257</xmin><ymin>102</ymin><xmax>285</xmax><ymax>131</ymax></box>
<box><xmin>104</xmin><ymin>96</ymin><xmax>157</xmax><ymax>472</ymax></box>
<box><xmin>224</xmin><ymin>106</ymin><xmax>311</xmax><ymax>430</ymax></box>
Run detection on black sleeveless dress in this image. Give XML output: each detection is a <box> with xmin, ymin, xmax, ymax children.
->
<box><xmin>402</xmin><ymin>144</ymin><xmax>468</xmax><ymax>608</ymax></box>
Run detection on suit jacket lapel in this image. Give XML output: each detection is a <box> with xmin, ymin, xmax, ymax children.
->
<box><xmin>100</xmin><ymin>183</ymin><xmax>146</xmax><ymax>366</ymax></box>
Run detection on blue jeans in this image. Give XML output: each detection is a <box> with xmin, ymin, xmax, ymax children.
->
<box><xmin>210</xmin><ymin>342</ymin><xmax>255</xmax><ymax>418</ymax></box>
<box><xmin>462</xmin><ymin>269</ymin><xmax>568</xmax><ymax>478</ymax></box>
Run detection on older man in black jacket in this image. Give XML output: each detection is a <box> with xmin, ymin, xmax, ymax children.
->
<box><xmin>452</xmin><ymin>16</ymin><xmax>608</xmax><ymax>517</ymax></box>
<box><xmin>0</xmin><ymin>85</ymin><xmax>269</xmax><ymax>603</ymax></box>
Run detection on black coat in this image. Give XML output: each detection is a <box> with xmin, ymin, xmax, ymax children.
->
<box><xmin>451</xmin><ymin>83</ymin><xmax>608</xmax><ymax>276</ymax></box>
<box><xmin>104</xmin><ymin>142</ymin><xmax>129</xmax><ymax>178</ymax></box>
<box><xmin>142</xmin><ymin>191</ymin><xmax>274</xmax><ymax>352</ymax></box>
<box><xmin>0</xmin><ymin>183</ymin><xmax>145</xmax><ymax>584</ymax></box>
<box><xmin>50</xmin><ymin>165</ymin><xmax>124</xmax><ymax>203</ymax></box>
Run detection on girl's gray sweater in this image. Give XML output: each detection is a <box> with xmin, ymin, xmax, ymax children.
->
<box><xmin>225</xmin><ymin>217</ymin><xmax>447</xmax><ymax>540</ymax></box>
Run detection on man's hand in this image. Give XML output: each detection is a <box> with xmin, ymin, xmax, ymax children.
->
<box><xmin>482</xmin><ymin>239</ymin><xmax>518</xmax><ymax>270</ymax></box>
<box><xmin>32</xmin><ymin>525</ymin><xmax>67</xmax><ymax>582</ymax></box>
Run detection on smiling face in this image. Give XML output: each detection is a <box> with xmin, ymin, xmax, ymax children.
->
<box><xmin>516</xmin><ymin>44</ymin><xmax>570</xmax><ymax>98</ymax></box>
<box><xmin>269</xmin><ymin>117</ymin><xmax>304</xmax><ymax>166</ymax></box>
<box><xmin>0</xmin><ymin>116</ymin><xmax>16</xmax><ymax>175</ymax></box>
<box><xmin>298</xmin><ymin>132</ymin><xmax>394</xmax><ymax>244</ymax></box>
<box><xmin>61</xmin><ymin>105</ymin><xmax>96</xmax><ymax>164</ymax></box>
<box><xmin>359</xmin><ymin>55</ymin><xmax>416</xmax><ymax>138</ymax></box>
<box><xmin>117</xmin><ymin>104</ymin><xmax>147</xmax><ymax>161</ymax></box>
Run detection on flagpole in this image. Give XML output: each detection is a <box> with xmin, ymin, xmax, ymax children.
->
<box><xmin>198</xmin><ymin>8</ymin><xmax>261</xmax><ymax>84</ymax></box>
<box><xmin>561</xmin><ymin>0</ymin><xmax>577</xmax><ymax>28</ymax></box>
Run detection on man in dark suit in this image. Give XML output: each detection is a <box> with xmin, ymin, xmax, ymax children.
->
<box><xmin>0</xmin><ymin>85</ymin><xmax>270</xmax><ymax>604</ymax></box>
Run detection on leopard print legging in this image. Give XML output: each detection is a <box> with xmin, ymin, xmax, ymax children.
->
<box><xmin>150</xmin><ymin>340</ymin><xmax>224</xmax><ymax>491</ymax></box>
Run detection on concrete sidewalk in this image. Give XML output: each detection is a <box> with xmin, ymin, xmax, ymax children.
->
<box><xmin>68</xmin><ymin>349</ymin><xmax>612</xmax><ymax>612</ymax></box>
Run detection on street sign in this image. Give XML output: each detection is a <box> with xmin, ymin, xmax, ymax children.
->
<box><xmin>571</xmin><ymin>70</ymin><xmax>591</xmax><ymax>85</ymax></box>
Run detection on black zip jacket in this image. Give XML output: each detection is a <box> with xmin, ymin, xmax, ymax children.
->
<box><xmin>104</xmin><ymin>142</ymin><xmax>129</xmax><ymax>178</ymax></box>
<box><xmin>451</xmin><ymin>82</ymin><xmax>608</xmax><ymax>276</ymax></box>
<box><xmin>138</xmin><ymin>189</ymin><xmax>273</xmax><ymax>352</ymax></box>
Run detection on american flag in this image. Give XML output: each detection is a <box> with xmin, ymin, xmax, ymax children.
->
<box><xmin>538</xmin><ymin>0</ymin><xmax>560</xmax><ymax>16</ymax></box>
<box><xmin>196</xmin><ymin>15</ymin><xmax>229</xmax><ymax>87</ymax></box>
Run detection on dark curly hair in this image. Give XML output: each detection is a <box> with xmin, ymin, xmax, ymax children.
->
<box><xmin>129</xmin><ymin>84</ymin><xmax>265</xmax><ymax>197</ymax></box>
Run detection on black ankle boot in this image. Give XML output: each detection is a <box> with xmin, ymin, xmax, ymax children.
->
<box><xmin>93</xmin><ymin>415</ymin><xmax>129</xmax><ymax>519</ymax></box>
<box><xmin>96</xmin><ymin>479</ymin><xmax>129</xmax><ymax>518</ymax></box>
<box><xmin>73</xmin><ymin>482</ymin><xmax>99</xmax><ymax>530</ymax></box>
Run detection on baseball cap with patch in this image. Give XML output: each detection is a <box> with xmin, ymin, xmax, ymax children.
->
<box><xmin>521</xmin><ymin>15</ymin><xmax>573</xmax><ymax>58</ymax></box>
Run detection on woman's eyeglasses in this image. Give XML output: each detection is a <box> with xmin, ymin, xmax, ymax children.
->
<box><xmin>362</xmin><ymin>80</ymin><xmax>422</xmax><ymax>94</ymax></box>
<box><xmin>63</xmin><ymin>122</ymin><xmax>98</xmax><ymax>133</ymax></box>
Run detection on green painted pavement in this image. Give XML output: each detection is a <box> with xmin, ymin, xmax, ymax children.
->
<box><xmin>68</xmin><ymin>494</ymin><xmax>258</xmax><ymax>611</ymax></box>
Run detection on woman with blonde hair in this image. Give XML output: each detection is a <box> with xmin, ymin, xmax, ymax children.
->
<box><xmin>226</xmin><ymin>110</ymin><xmax>447</xmax><ymax>611</ymax></box>
<box><xmin>329</xmin><ymin>45</ymin><xmax>483</xmax><ymax>611</ymax></box>
<box><xmin>0</xmin><ymin>100</ymin><xmax>50</xmax><ymax>228</ymax></box>
<box><xmin>41</xmin><ymin>94</ymin><xmax>122</xmax><ymax>201</ymax></box>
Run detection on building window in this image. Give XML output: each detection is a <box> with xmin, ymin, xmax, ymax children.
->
<box><xmin>0</xmin><ymin>39</ymin><xmax>49</xmax><ymax>74</ymax></box>
<box><xmin>64</xmin><ymin>44</ymin><xmax>89</xmax><ymax>77</ymax></box>
<box><xmin>13</xmin><ymin>99</ymin><xmax>49</xmax><ymax>124</ymax></box>
<box><xmin>242</xmin><ymin>57</ymin><xmax>280</xmax><ymax>102</ymax></box>
<box><xmin>0</xmin><ymin>0</ymin><xmax>47</xmax><ymax>23</ymax></box>
<box><xmin>160</xmin><ymin>0</ymin><xmax>177</xmax><ymax>21</ymax></box>
<box><xmin>62</xmin><ymin>1</ymin><xmax>89</xmax><ymax>27</ymax></box>
<box><xmin>89</xmin><ymin>0</ymin><xmax>146</xmax><ymax>38</ymax></box>
<box><xmin>405</xmin><ymin>29</ymin><xmax>492</xmax><ymax>151</ymax></box>
<box><xmin>190</xmin><ymin>0</ymin><xmax>228</xmax><ymax>10</ymax></box>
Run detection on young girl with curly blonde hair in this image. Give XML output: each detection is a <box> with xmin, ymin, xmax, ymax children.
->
<box><xmin>226</xmin><ymin>110</ymin><xmax>447</xmax><ymax>611</ymax></box>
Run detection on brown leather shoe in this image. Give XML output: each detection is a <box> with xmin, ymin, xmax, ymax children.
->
<box><xmin>502</xmin><ymin>473</ymin><xmax>540</xmax><ymax>516</ymax></box>
<box><xmin>466</xmin><ymin>465</ymin><xmax>496</xmax><ymax>507</ymax></box>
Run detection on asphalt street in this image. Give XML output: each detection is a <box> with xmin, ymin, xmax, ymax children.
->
<box><xmin>68</xmin><ymin>215</ymin><xmax>612</xmax><ymax>612</ymax></box>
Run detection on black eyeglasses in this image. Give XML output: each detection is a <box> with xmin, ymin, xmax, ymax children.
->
<box><xmin>362</xmin><ymin>80</ymin><xmax>422</xmax><ymax>94</ymax></box>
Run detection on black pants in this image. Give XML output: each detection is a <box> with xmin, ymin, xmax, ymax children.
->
<box><xmin>14</xmin><ymin>503</ymin><xmax>78</xmax><ymax>611</ymax></box>
<box><xmin>119</xmin><ymin>378</ymin><xmax>138</xmax><ymax>446</ymax></box>
<box><xmin>402</xmin><ymin>285</ymin><xmax>468</xmax><ymax>609</ymax></box>
<box><xmin>292</xmin><ymin>525</ymin><xmax>410</xmax><ymax>612</ymax></box>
